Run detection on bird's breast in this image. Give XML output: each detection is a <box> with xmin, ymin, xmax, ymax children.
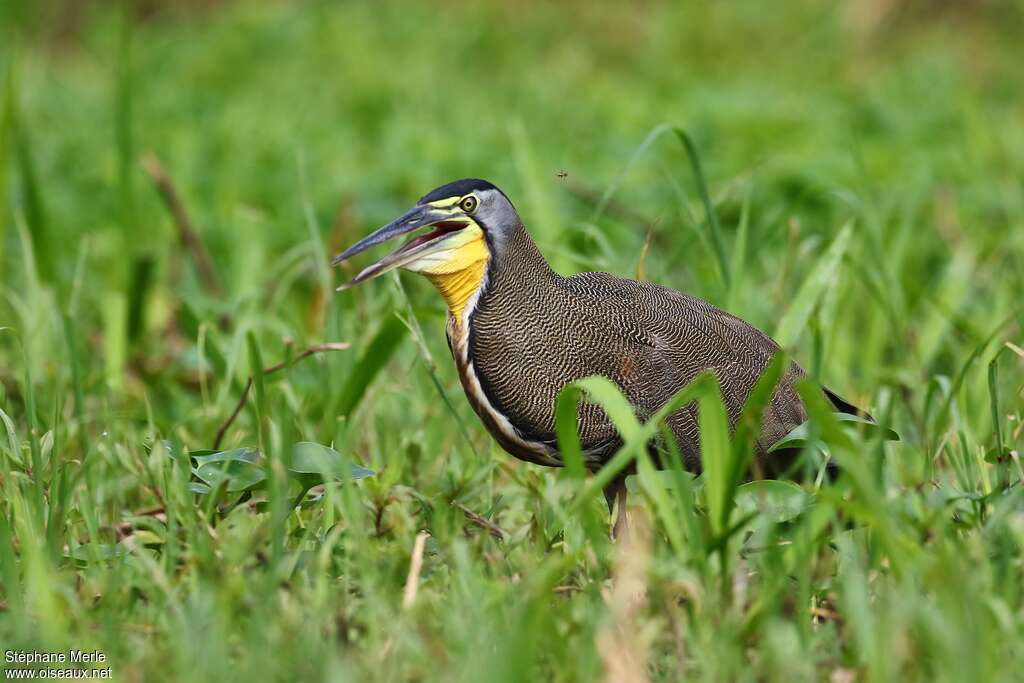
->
<box><xmin>446</xmin><ymin>312</ymin><xmax>563</xmax><ymax>467</ymax></box>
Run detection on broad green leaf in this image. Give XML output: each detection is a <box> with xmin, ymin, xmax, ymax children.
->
<box><xmin>192</xmin><ymin>448</ymin><xmax>260</xmax><ymax>465</ymax></box>
<box><xmin>734</xmin><ymin>480</ymin><xmax>811</xmax><ymax>523</ymax></box>
<box><xmin>194</xmin><ymin>455</ymin><xmax>267</xmax><ymax>493</ymax></box>
<box><xmin>288</xmin><ymin>441</ymin><xmax>375</xmax><ymax>484</ymax></box>
<box><xmin>768</xmin><ymin>413</ymin><xmax>899</xmax><ymax>453</ymax></box>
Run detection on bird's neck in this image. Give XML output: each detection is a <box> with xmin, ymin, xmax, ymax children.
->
<box><xmin>484</xmin><ymin>226</ymin><xmax>557</xmax><ymax>295</ymax></box>
<box><xmin>426</xmin><ymin>225</ymin><xmax>556</xmax><ymax>320</ymax></box>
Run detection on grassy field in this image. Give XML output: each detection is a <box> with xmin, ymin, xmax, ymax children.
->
<box><xmin>2</xmin><ymin>1</ymin><xmax>1024</xmax><ymax>681</ymax></box>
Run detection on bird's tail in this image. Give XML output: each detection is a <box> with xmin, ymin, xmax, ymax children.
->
<box><xmin>823</xmin><ymin>386</ymin><xmax>874</xmax><ymax>422</ymax></box>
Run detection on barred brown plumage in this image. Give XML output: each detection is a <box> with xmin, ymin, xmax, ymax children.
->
<box><xmin>467</xmin><ymin>223</ymin><xmax>813</xmax><ymax>473</ymax></box>
<box><xmin>332</xmin><ymin>178</ymin><xmax>869</xmax><ymax>532</ymax></box>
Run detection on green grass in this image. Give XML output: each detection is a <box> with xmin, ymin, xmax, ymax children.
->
<box><xmin>2</xmin><ymin>1</ymin><xmax>1024</xmax><ymax>681</ymax></box>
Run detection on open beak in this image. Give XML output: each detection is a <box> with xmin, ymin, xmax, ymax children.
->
<box><xmin>331</xmin><ymin>204</ymin><xmax>470</xmax><ymax>290</ymax></box>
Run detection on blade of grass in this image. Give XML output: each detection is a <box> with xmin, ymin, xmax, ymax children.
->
<box><xmin>247</xmin><ymin>331</ymin><xmax>284</xmax><ymax>567</ymax></box>
<box><xmin>116</xmin><ymin>0</ymin><xmax>136</xmax><ymax>243</ymax></box>
<box><xmin>12</xmin><ymin>89</ymin><xmax>50</xmax><ymax>283</ymax></box>
<box><xmin>728</xmin><ymin>352</ymin><xmax>789</xmax><ymax>497</ymax></box>
<box><xmin>656</xmin><ymin>423</ymin><xmax>706</xmax><ymax>561</ymax></box>
<box><xmin>334</xmin><ymin>315</ymin><xmax>406</xmax><ymax>419</ymax></box>
<box><xmin>553</xmin><ymin>376</ymin><xmax>642</xmax><ymax>540</ymax></box>
<box><xmin>726</xmin><ymin>182</ymin><xmax>752</xmax><ymax>312</ymax></box>
<box><xmin>553</xmin><ymin>383</ymin><xmax>589</xmax><ymax>481</ymax></box>
<box><xmin>126</xmin><ymin>255</ymin><xmax>155</xmax><ymax>343</ymax></box>
<box><xmin>102</xmin><ymin>292</ymin><xmax>127</xmax><ymax>390</ymax></box>
<box><xmin>391</xmin><ymin>274</ymin><xmax>478</xmax><ymax>458</ymax></box>
<box><xmin>0</xmin><ymin>405</ymin><xmax>20</xmax><ymax>490</ymax></box>
<box><xmin>774</xmin><ymin>221</ymin><xmax>853</xmax><ymax>348</ymax></box>
<box><xmin>297</xmin><ymin>153</ymin><xmax>332</xmax><ymax>333</ymax></box>
<box><xmin>45</xmin><ymin>389</ymin><xmax>67</xmax><ymax>560</ymax></box>
<box><xmin>0</xmin><ymin>504</ymin><xmax>20</xmax><ymax>612</ymax></box>
<box><xmin>140</xmin><ymin>154</ymin><xmax>223</xmax><ymax>296</ymax></box>
<box><xmin>0</xmin><ymin>64</ymin><xmax>13</xmax><ymax>284</ymax></box>
<box><xmin>674</xmin><ymin>127</ymin><xmax>731</xmax><ymax>289</ymax></box>
<box><xmin>20</xmin><ymin>337</ymin><xmax>44</xmax><ymax>526</ymax></box>
<box><xmin>693</xmin><ymin>373</ymin><xmax>732</xmax><ymax>539</ymax></box>
<box><xmin>988</xmin><ymin>345</ymin><xmax>1012</xmax><ymax>491</ymax></box>
<box><xmin>930</xmin><ymin>311</ymin><xmax>1020</xmax><ymax>450</ymax></box>
<box><xmin>61</xmin><ymin>311</ymin><xmax>85</xmax><ymax>430</ymax></box>
<box><xmin>634</xmin><ymin>445</ymin><xmax>685</xmax><ymax>554</ymax></box>
<box><xmin>555</xmin><ymin>371</ymin><xmax>728</xmax><ymax>523</ymax></box>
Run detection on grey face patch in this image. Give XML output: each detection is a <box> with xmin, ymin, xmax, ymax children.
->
<box><xmin>472</xmin><ymin>188</ymin><xmax>522</xmax><ymax>258</ymax></box>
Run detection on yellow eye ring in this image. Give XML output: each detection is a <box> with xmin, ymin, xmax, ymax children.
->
<box><xmin>460</xmin><ymin>195</ymin><xmax>478</xmax><ymax>214</ymax></box>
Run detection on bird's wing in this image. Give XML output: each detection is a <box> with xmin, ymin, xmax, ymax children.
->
<box><xmin>557</xmin><ymin>272</ymin><xmax>810</xmax><ymax>461</ymax></box>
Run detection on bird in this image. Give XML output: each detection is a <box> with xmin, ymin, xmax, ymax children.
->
<box><xmin>331</xmin><ymin>178</ymin><xmax>869</xmax><ymax>532</ymax></box>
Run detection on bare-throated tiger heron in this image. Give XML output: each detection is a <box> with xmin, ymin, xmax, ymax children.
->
<box><xmin>331</xmin><ymin>179</ymin><xmax>869</xmax><ymax>531</ymax></box>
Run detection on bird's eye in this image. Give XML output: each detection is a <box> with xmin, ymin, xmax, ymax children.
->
<box><xmin>460</xmin><ymin>195</ymin><xmax>478</xmax><ymax>213</ymax></box>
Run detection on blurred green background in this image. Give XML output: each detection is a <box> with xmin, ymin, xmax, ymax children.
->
<box><xmin>1</xmin><ymin>1</ymin><xmax>1023</xmax><ymax>681</ymax></box>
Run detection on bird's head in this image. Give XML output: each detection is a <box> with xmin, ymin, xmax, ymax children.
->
<box><xmin>331</xmin><ymin>179</ymin><xmax>520</xmax><ymax>315</ymax></box>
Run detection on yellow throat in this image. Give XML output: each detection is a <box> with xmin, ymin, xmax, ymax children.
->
<box><xmin>415</xmin><ymin>224</ymin><xmax>489</xmax><ymax>319</ymax></box>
